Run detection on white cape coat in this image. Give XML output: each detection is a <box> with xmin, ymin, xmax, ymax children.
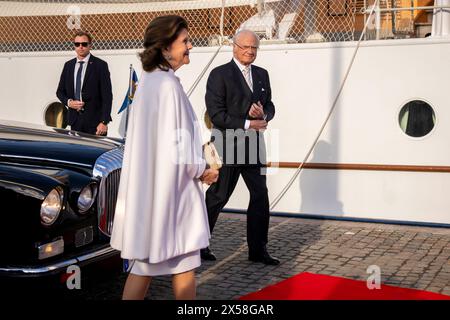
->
<box><xmin>110</xmin><ymin>68</ymin><xmax>210</xmax><ymax>263</ymax></box>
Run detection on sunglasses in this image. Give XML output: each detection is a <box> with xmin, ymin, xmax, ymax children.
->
<box><xmin>74</xmin><ymin>42</ymin><xmax>90</xmax><ymax>47</ymax></box>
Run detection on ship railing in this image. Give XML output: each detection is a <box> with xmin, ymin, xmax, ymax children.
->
<box><xmin>361</xmin><ymin>2</ymin><xmax>450</xmax><ymax>40</ymax></box>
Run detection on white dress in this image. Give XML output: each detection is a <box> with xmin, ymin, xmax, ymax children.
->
<box><xmin>110</xmin><ymin>68</ymin><xmax>210</xmax><ymax>276</ymax></box>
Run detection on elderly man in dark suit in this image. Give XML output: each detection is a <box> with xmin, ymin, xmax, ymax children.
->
<box><xmin>57</xmin><ymin>31</ymin><xmax>112</xmax><ymax>135</ymax></box>
<box><xmin>201</xmin><ymin>30</ymin><xmax>279</xmax><ymax>265</ymax></box>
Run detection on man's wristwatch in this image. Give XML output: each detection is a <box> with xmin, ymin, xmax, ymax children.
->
<box><xmin>101</xmin><ymin>121</ymin><xmax>108</xmax><ymax>125</ymax></box>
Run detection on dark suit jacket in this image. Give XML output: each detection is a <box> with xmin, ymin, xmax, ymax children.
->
<box><xmin>56</xmin><ymin>54</ymin><xmax>113</xmax><ymax>134</ymax></box>
<box><xmin>205</xmin><ymin>60</ymin><xmax>275</xmax><ymax>166</ymax></box>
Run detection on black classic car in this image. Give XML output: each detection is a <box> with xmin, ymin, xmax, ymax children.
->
<box><xmin>0</xmin><ymin>121</ymin><xmax>123</xmax><ymax>278</ymax></box>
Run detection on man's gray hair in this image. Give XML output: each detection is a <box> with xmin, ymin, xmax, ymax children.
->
<box><xmin>233</xmin><ymin>29</ymin><xmax>260</xmax><ymax>46</ymax></box>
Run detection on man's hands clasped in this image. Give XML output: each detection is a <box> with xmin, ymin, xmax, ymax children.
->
<box><xmin>68</xmin><ymin>99</ymin><xmax>84</xmax><ymax>112</ymax></box>
<box><xmin>249</xmin><ymin>101</ymin><xmax>265</xmax><ymax>119</ymax></box>
<box><xmin>248</xmin><ymin>101</ymin><xmax>267</xmax><ymax>131</ymax></box>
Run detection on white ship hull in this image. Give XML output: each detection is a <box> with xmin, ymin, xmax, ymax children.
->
<box><xmin>1</xmin><ymin>35</ymin><xmax>449</xmax><ymax>225</ymax></box>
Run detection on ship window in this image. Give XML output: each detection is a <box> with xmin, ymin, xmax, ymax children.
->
<box><xmin>398</xmin><ymin>100</ymin><xmax>435</xmax><ymax>137</ymax></box>
<box><xmin>44</xmin><ymin>102</ymin><xmax>68</xmax><ymax>129</ymax></box>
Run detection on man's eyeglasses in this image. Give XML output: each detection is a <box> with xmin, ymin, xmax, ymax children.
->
<box><xmin>74</xmin><ymin>42</ymin><xmax>90</xmax><ymax>47</ymax></box>
<box><xmin>233</xmin><ymin>42</ymin><xmax>259</xmax><ymax>51</ymax></box>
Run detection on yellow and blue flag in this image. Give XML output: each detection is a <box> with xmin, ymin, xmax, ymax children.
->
<box><xmin>118</xmin><ymin>66</ymin><xmax>138</xmax><ymax>114</ymax></box>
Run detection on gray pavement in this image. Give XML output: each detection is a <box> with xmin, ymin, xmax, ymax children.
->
<box><xmin>66</xmin><ymin>213</ymin><xmax>450</xmax><ymax>300</ymax></box>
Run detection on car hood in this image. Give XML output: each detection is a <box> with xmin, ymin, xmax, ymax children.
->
<box><xmin>0</xmin><ymin>121</ymin><xmax>124</xmax><ymax>168</ymax></box>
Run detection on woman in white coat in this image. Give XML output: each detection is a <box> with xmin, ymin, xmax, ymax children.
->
<box><xmin>110</xmin><ymin>15</ymin><xmax>219</xmax><ymax>300</ymax></box>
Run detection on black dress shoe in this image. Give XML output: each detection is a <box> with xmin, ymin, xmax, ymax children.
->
<box><xmin>249</xmin><ymin>251</ymin><xmax>280</xmax><ymax>265</ymax></box>
<box><xmin>200</xmin><ymin>247</ymin><xmax>216</xmax><ymax>261</ymax></box>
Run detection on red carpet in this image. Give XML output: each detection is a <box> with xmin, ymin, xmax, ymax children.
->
<box><xmin>239</xmin><ymin>272</ymin><xmax>450</xmax><ymax>300</ymax></box>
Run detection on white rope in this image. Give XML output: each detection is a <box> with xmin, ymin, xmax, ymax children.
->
<box><xmin>187</xmin><ymin>44</ymin><xmax>223</xmax><ymax>98</ymax></box>
<box><xmin>269</xmin><ymin>0</ymin><xmax>380</xmax><ymax>211</ymax></box>
<box><xmin>184</xmin><ymin>0</ymin><xmax>380</xmax><ymax>211</ymax></box>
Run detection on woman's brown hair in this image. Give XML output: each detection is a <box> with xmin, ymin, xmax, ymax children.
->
<box><xmin>140</xmin><ymin>15</ymin><xmax>188</xmax><ymax>72</ymax></box>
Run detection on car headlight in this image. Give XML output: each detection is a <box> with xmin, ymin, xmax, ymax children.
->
<box><xmin>40</xmin><ymin>187</ymin><xmax>63</xmax><ymax>226</ymax></box>
<box><xmin>78</xmin><ymin>183</ymin><xmax>97</xmax><ymax>213</ymax></box>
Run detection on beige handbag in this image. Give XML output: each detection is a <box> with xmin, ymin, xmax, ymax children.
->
<box><xmin>202</xmin><ymin>111</ymin><xmax>222</xmax><ymax>170</ymax></box>
<box><xmin>203</xmin><ymin>141</ymin><xmax>222</xmax><ymax>170</ymax></box>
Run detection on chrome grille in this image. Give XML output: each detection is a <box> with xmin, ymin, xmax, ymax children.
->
<box><xmin>93</xmin><ymin>146</ymin><xmax>124</xmax><ymax>237</ymax></box>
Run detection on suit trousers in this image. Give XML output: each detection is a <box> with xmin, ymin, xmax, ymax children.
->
<box><xmin>205</xmin><ymin>165</ymin><xmax>270</xmax><ymax>255</ymax></box>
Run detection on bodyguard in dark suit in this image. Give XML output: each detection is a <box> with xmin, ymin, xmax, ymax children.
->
<box><xmin>202</xmin><ymin>30</ymin><xmax>279</xmax><ymax>265</ymax></box>
<box><xmin>56</xmin><ymin>31</ymin><xmax>112</xmax><ymax>135</ymax></box>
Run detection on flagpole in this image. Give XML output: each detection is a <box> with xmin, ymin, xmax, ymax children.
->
<box><xmin>124</xmin><ymin>64</ymin><xmax>133</xmax><ymax>138</ymax></box>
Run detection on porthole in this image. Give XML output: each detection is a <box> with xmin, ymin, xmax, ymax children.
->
<box><xmin>398</xmin><ymin>100</ymin><xmax>435</xmax><ymax>138</ymax></box>
<box><xmin>44</xmin><ymin>102</ymin><xmax>68</xmax><ymax>129</ymax></box>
